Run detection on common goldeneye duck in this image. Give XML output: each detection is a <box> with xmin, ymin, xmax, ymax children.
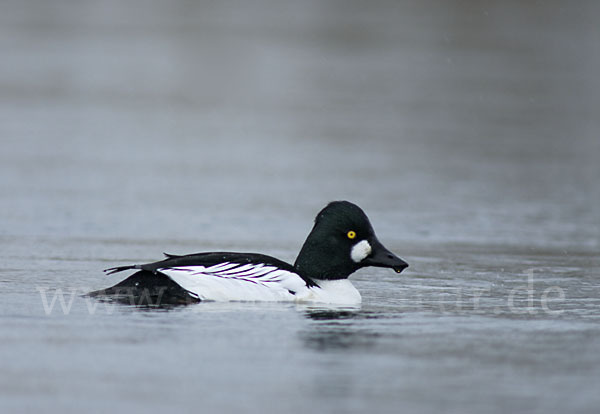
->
<box><xmin>90</xmin><ymin>201</ymin><xmax>408</xmax><ymax>305</ymax></box>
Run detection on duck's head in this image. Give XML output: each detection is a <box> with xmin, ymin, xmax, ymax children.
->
<box><xmin>294</xmin><ymin>201</ymin><xmax>409</xmax><ymax>280</ymax></box>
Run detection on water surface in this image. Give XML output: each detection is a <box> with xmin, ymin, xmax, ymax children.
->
<box><xmin>1</xmin><ymin>1</ymin><xmax>598</xmax><ymax>413</ymax></box>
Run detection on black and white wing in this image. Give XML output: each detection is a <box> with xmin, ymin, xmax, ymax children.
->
<box><xmin>156</xmin><ymin>261</ymin><xmax>311</xmax><ymax>301</ymax></box>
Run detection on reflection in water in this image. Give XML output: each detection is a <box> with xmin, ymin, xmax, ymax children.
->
<box><xmin>300</xmin><ymin>306</ymin><xmax>385</xmax><ymax>351</ymax></box>
<box><xmin>302</xmin><ymin>307</ymin><xmax>362</xmax><ymax>321</ymax></box>
<box><xmin>300</xmin><ymin>328</ymin><xmax>382</xmax><ymax>352</ymax></box>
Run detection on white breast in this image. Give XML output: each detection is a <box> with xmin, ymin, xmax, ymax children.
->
<box><xmin>299</xmin><ymin>279</ymin><xmax>362</xmax><ymax>305</ymax></box>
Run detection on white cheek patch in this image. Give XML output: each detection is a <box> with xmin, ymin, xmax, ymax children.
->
<box><xmin>351</xmin><ymin>240</ymin><xmax>372</xmax><ymax>263</ymax></box>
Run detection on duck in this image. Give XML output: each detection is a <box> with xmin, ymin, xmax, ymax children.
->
<box><xmin>89</xmin><ymin>201</ymin><xmax>408</xmax><ymax>305</ymax></box>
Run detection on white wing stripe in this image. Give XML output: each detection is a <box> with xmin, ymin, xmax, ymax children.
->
<box><xmin>205</xmin><ymin>262</ymin><xmax>239</xmax><ymax>272</ymax></box>
<box><xmin>240</xmin><ymin>266</ymin><xmax>277</xmax><ymax>277</ymax></box>
<box><xmin>217</xmin><ymin>264</ymin><xmax>261</xmax><ymax>275</ymax></box>
<box><xmin>159</xmin><ymin>263</ymin><xmax>288</xmax><ymax>281</ymax></box>
<box><xmin>225</xmin><ymin>266</ymin><xmax>276</xmax><ymax>278</ymax></box>
<box><xmin>216</xmin><ymin>263</ymin><xmax>255</xmax><ymax>274</ymax></box>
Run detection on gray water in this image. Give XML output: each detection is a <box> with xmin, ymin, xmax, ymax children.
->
<box><xmin>1</xmin><ymin>1</ymin><xmax>599</xmax><ymax>413</ymax></box>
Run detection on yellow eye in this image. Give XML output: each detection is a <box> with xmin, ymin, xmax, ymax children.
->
<box><xmin>347</xmin><ymin>230</ymin><xmax>356</xmax><ymax>239</ymax></box>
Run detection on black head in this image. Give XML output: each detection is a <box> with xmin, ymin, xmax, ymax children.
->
<box><xmin>294</xmin><ymin>201</ymin><xmax>409</xmax><ymax>280</ymax></box>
